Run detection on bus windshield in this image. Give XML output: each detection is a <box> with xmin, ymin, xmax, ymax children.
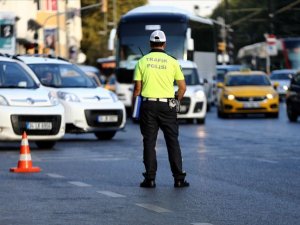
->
<box><xmin>118</xmin><ymin>21</ymin><xmax>186</xmax><ymax>64</ymax></box>
<box><xmin>119</xmin><ymin>36</ymin><xmax>185</xmax><ymax>61</ymax></box>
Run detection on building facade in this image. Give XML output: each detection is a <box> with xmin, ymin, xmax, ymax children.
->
<box><xmin>0</xmin><ymin>0</ymin><xmax>82</xmax><ymax>60</ymax></box>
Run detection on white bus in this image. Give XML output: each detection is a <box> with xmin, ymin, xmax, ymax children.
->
<box><xmin>237</xmin><ymin>37</ymin><xmax>300</xmax><ymax>72</ymax></box>
<box><xmin>110</xmin><ymin>5</ymin><xmax>217</xmax><ymax>111</ymax></box>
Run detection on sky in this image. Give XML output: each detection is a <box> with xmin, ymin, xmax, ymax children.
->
<box><xmin>147</xmin><ymin>0</ymin><xmax>222</xmax><ymax>17</ymax></box>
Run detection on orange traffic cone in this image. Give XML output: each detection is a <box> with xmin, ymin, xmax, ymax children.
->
<box><xmin>10</xmin><ymin>131</ymin><xmax>41</xmax><ymax>173</ymax></box>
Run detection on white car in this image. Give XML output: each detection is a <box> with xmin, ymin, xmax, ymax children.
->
<box><xmin>78</xmin><ymin>65</ymin><xmax>103</xmax><ymax>87</ymax></box>
<box><xmin>270</xmin><ymin>69</ymin><xmax>296</xmax><ymax>100</ymax></box>
<box><xmin>176</xmin><ymin>60</ymin><xmax>207</xmax><ymax>124</ymax></box>
<box><xmin>0</xmin><ymin>55</ymin><xmax>65</xmax><ymax>149</ymax></box>
<box><xmin>19</xmin><ymin>56</ymin><xmax>126</xmax><ymax>140</ymax></box>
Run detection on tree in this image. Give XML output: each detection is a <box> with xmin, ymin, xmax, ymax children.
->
<box><xmin>210</xmin><ymin>0</ymin><xmax>300</xmax><ymax>62</ymax></box>
<box><xmin>80</xmin><ymin>0</ymin><xmax>147</xmax><ymax>65</ymax></box>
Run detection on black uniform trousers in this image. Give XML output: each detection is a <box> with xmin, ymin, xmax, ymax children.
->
<box><xmin>139</xmin><ymin>100</ymin><xmax>186</xmax><ymax>180</ymax></box>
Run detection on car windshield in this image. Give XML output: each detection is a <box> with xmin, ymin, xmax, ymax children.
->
<box><xmin>182</xmin><ymin>68</ymin><xmax>200</xmax><ymax>85</ymax></box>
<box><xmin>270</xmin><ymin>72</ymin><xmax>294</xmax><ymax>80</ymax></box>
<box><xmin>226</xmin><ymin>74</ymin><xmax>271</xmax><ymax>86</ymax></box>
<box><xmin>174</xmin><ymin>68</ymin><xmax>200</xmax><ymax>86</ymax></box>
<box><xmin>28</xmin><ymin>63</ymin><xmax>96</xmax><ymax>88</ymax></box>
<box><xmin>0</xmin><ymin>61</ymin><xmax>38</xmax><ymax>89</ymax></box>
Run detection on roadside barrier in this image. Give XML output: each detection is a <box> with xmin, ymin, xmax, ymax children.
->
<box><xmin>10</xmin><ymin>131</ymin><xmax>41</xmax><ymax>173</ymax></box>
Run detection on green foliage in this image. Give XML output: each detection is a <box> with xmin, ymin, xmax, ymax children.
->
<box><xmin>211</xmin><ymin>0</ymin><xmax>300</xmax><ymax>60</ymax></box>
<box><xmin>80</xmin><ymin>0</ymin><xmax>147</xmax><ymax>65</ymax></box>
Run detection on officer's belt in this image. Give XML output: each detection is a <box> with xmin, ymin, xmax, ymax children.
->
<box><xmin>143</xmin><ymin>97</ymin><xmax>169</xmax><ymax>102</ymax></box>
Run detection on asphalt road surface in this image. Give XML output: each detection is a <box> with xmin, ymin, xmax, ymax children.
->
<box><xmin>0</xmin><ymin>103</ymin><xmax>299</xmax><ymax>225</ymax></box>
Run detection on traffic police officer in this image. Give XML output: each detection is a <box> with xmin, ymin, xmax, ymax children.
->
<box><xmin>133</xmin><ymin>30</ymin><xmax>189</xmax><ymax>188</ymax></box>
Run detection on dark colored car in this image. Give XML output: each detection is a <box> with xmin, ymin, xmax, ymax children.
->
<box><xmin>286</xmin><ymin>71</ymin><xmax>300</xmax><ymax>122</ymax></box>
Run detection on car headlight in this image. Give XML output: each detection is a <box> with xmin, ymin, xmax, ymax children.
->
<box><xmin>194</xmin><ymin>89</ymin><xmax>205</xmax><ymax>99</ymax></box>
<box><xmin>57</xmin><ymin>91</ymin><xmax>80</xmax><ymax>102</ymax></box>
<box><xmin>0</xmin><ymin>95</ymin><xmax>9</xmax><ymax>106</ymax></box>
<box><xmin>48</xmin><ymin>92</ymin><xmax>59</xmax><ymax>106</ymax></box>
<box><xmin>109</xmin><ymin>91</ymin><xmax>119</xmax><ymax>102</ymax></box>
<box><xmin>224</xmin><ymin>94</ymin><xmax>235</xmax><ymax>100</ymax></box>
<box><xmin>266</xmin><ymin>93</ymin><xmax>277</xmax><ymax>99</ymax></box>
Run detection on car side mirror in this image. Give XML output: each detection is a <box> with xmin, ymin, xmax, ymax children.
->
<box><xmin>203</xmin><ymin>78</ymin><xmax>208</xmax><ymax>84</ymax></box>
<box><xmin>273</xmin><ymin>82</ymin><xmax>279</xmax><ymax>90</ymax></box>
<box><xmin>217</xmin><ymin>82</ymin><xmax>224</xmax><ymax>88</ymax></box>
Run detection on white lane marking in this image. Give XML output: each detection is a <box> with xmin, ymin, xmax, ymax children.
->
<box><xmin>97</xmin><ymin>191</ymin><xmax>126</xmax><ymax>198</ymax></box>
<box><xmin>255</xmin><ymin>158</ymin><xmax>278</xmax><ymax>164</ymax></box>
<box><xmin>91</xmin><ymin>158</ymin><xmax>128</xmax><ymax>161</ymax></box>
<box><xmin>32</xmin><ymin>156</ymin><xmax>42</xmax><ymax>162</ymax></box>
<box><xmin>135</xmin><ymin>203</ymin><xmax>171</xmax><ymax>213</ymax></box>
<box><xmin>47</xmin><ymin>173</ymin><xmax>65</xmax><ymax>178</ymax></box>
<box><xmin>68</xmin><ymin>181</ymin><xmax>92</xmax><ymax>187</ymax></box>
<box><xmin>191</xmin><ymin>223</ymin><xmax>214</xmax><ymax>225</ymax></box>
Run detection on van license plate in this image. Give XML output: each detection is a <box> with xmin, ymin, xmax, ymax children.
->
<box><xmin>26</xmin><ymin>122</ymin><xmax>52</xmax><ymax>130</ymax></box>
<box><xmin>98</xmin><ymin>115</ymin><xmax>118</xmax><ymax>122</ymax></box>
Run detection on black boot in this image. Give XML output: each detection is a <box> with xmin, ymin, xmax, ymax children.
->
<box><xmin>174</xmin><ymin>179</ymin><xmax>189</xmax><ymax>188</ymax></box>
<box><xmin>140</xmin><ymin>179</ymin><xmax>156</xmax><ymax>188</ymax></box>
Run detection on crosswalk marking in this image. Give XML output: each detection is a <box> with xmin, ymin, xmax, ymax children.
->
<box><xmin>47</xmin><ymin>173</ymin><xmax>65</xmax><ymax>178</ymax></box>
<box><xmin>191</xmin><ymin>223</ymin><xmax>213</xmax><ymax>225</ymax></box>
<box><xmin>68</xmin><ymin>181</ymin><xmax>92</xmax><ymax>187</ymax></box>
<box><xmin>97</xmin><ymin>191</ymin><xmax>126</xmax><ymax>198</ymax></box>
<box><xmin>255</xmin><ymin>158</ymin><xmax>278</xmax><ymax>163</ymax></box>
<box><xmin>135</xmin><ymin>203</ymin><xmax>171</xmax><ymax>213</ymax></box>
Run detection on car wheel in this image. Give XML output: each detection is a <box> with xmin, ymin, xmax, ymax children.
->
<box><xmin>186</xmin><ymin>118</ymin><xmax>194</xmax><ymax>124</ymax></box>
<box><xmin>266</xmin><ymin>112</ymin><xmax>279</xmax><ymax>118</ymax></box>
<box><xmin>132</xmin><ymin>118</ymin><xmax>140</xmax><ymax>124</ymax></box>
<box><xmin>94</xmin><ymin>131</ymin><xmax>117</xmax><ymax>140</ymax></box>
<box><xmin>206</xmin><ymin>103</ymin><xmax>211</xmax><ymax>112</ymax></box>
<box><xmin>287</xmin><ymin>105</ymin><xmax>298</xmax><ymax>122</ymax></box>
<box><xmin>196</xmin><ymin>118</ymin><xmax>205</xmax><ymax>124</ymax></box>
<box><xmin>217</xmin><ymin>109</ymin><xmax>227</xmax><ymax>118</ymax></box>
<box><xmin>35</xmin><ymin>141</ymin><xmax>56</xmax><ymax>149</ymax></box>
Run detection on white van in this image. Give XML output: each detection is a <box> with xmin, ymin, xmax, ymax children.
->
<box><xmin>176</xmin><ymin>60</ymin><xmax>207</xmax><ymax>124</ymax></box>
<box><xmin>19</xmin><ymin>56</ymin><xmax>126</xmax><ymax>140</ymax></box>
<box><xmin>0</xmin><ymin>55</ymin><xmax>65</xmax><ymax>149</ymax></box>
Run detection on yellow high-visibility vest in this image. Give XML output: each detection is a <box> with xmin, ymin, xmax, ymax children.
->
<box><xmin>134</xmin><ymin>51</ymin><xmax>184</xmax><ymax>98</ymax></box>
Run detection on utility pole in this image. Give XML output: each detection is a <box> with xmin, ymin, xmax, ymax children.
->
<box><xmin>217</xmin><ymin>17</ymin><xmax>228</xmax><ymax>65</ymax></box>
<box><xmin>224</xmin><ymin>0</ymin><xmax>229</xmax><ymax>24</ymax></box>
<box><xmin>266</xmin><ymin>0</ymin><xmax>275</xmax><ymax>74</ymax></box>
<box><xmin>268</xmin><ymin>0</ymin><xmax>274</xmax><ymax>34</ymax></box>
<box><xmin>113</xmin><ymin>0</ymin><xmax>117</xmax><ymax>28</ymax></box>
<box><xmin>224</xmin><ymin>0</ymin><xmax>234</xmax><ymax>64</ymax></box>
<box><xmin>56</xmin><ymin>3</ymin><xmax>61</xmax><ymax>56</ymax></box>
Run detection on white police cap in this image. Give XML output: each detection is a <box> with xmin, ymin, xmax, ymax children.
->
<box><xmin>149</xmin><ymin>30</ymin><xmax>166</xmax><ymax>43</ymax></box>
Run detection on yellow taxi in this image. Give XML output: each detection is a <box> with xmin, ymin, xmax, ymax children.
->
<box><xmin>217</xmin><ymin>71</ymin><xmax>279</xmax><ymax>118</ymax></box>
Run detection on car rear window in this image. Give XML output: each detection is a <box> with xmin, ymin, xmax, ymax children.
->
<box><xmin>226</xmin><ymin>75</ymin><xmax>271</xmax><ymax>86</ymax></box>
